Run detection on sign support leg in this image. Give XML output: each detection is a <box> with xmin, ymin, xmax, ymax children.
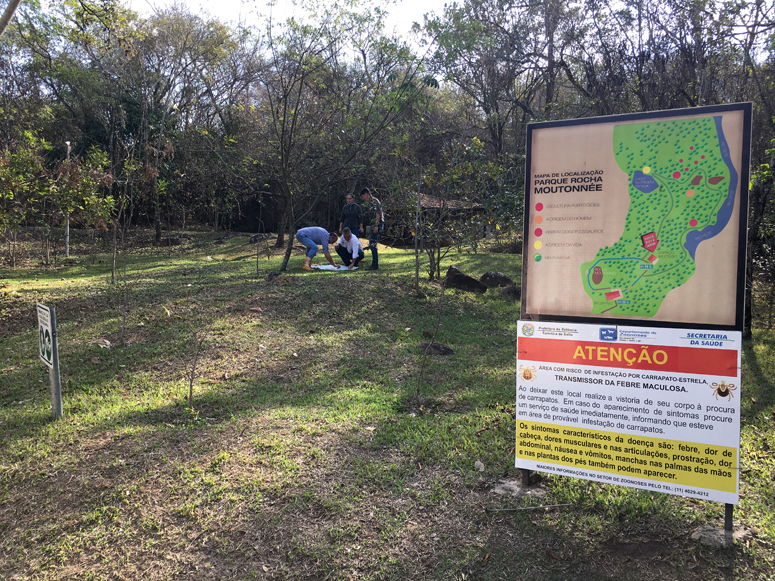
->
<box><xmin>521</xmin><ymin>468</ymin><xmax>531</xmax><ymax>487</ymax></box>
<box><xmin>49</xmin><ymin>307</ymin><xmax>62</xmax><ymax>419</ymax></box>
<box><xmin>724</xmin><ymin>503</ymin><xmax>733</xmax><ymax>533</ymax></box>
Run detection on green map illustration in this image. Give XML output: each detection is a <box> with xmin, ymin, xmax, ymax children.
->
<box><xmin>581</xmin><ymin>116</ymin><xmax>736</xmax><ymax>317</ymax></box>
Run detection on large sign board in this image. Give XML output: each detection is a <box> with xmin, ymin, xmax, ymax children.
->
<box><xmin>521</xmin><ymin>104</ymin><xmax>751</xmax><ymax>331</ymax></box>
<box><xmin>516</xmin><ymin>321</ymin><xmax>741</xmax><ymax>504</ymax></box>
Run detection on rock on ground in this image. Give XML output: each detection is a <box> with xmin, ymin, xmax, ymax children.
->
<box><xmin>419</xmin><ymin>341</ymin><xmax>454</xmax><ymax>355</ymax></box>
<box><xmin>490</xmin><ymin>479</ymin><xmax>548</xmax><ymax>502</ymax></box>
<box><xmin>502</xmin><ymin>285</ymin><xmax>522</xmax><ymax>300</ymax></box>
<box><xmin>446</xmin><ymin>265</ymin><xmax>487</xmax><ymax>293</ymax></box>
<box><xmin>480</xmin><ymin>271</ymin><xmax>514</xmax><ymax>288</ymax></box>
<box><xmin>691</xmin><ymin>525</ymin><xmax>755</xmax><ymax>547</ymax></box>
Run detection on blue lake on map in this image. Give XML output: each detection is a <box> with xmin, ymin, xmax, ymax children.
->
<box><xmin>632</xmin><ymin>170</ymin><xmax>659</xmax><ymax>193</ymax></box>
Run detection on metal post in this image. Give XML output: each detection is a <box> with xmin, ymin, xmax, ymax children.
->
<box><xmin>521</xmin><ymin>468</ymin><xmax>531</xmax><ymax>487</ymax></box>
<box><xmin>413</xmin><ymin>187</ymin><xmax>421</xmax><ymax>292</ymax></box>
<box><xmin>65</xmin><ymin>141</ymin><xmax>71</xmax><ymax>258</ymax></box>
<box><xmin>724</xmin><ymin>503</ymin><xmax>733</xmax><ymax>533</ymax></box>
<box><xmin>49</xmin><ymin>307</ymin><xmax>63</xmax><ymax>419</ymax></box>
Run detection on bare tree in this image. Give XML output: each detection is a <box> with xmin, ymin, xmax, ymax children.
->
<box><xmin>249</xmin><ymin>4</ymin><xmax>430</xmax><ymax>270</ymax></box>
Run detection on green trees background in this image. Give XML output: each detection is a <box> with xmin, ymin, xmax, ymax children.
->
<box><xmin>1</xmin><ymin>0</ymin><xmax>775</xmax><ymax>288</ymax></box>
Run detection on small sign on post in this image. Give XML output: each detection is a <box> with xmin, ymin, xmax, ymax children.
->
<box><xmin>37</xmin><ymin>303</ymin><xmax>62</xmax><ymax>418</ymax></box>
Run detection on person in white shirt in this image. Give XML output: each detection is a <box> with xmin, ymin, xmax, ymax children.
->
<box><xmin>335</xmin><ymin>227</ymin><xmax>364</xmax><ymax>269</ymax></box>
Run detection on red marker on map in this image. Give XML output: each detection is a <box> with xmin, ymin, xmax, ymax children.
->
<box><xmin>641</xmin><ymin>232</ymin><xmax>659</xmax><ymax>252</ymax></box>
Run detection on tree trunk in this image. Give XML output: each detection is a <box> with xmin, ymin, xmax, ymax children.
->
<box><xmin>154</xmin><ymin>180</ymin><xmax>162</xmax><ymax>243</ymax></box>
<box><xmin>543</xmin><ymin>0</ymin><xmax>561</xmax><ymax>118</ymax></box>
<box><xmin>275</xmin><ymin>210</ymin><xmax>287</xmax><ymax>248</ymax></box>
<box><xmin>426</xmin><ymin>246</ymin><xmax>436</xmax><ymax>280</ymax></box>
<box><xmin>744</xmin><ymin>247</ymin><xmax>753</xmax><ymax>340</ymax></box>
<box><xmin>279</xmin><ymin>192</ymin><xmax>295</xmax><ymax>270</ymax></box>
<box><xmin>280</xmin><ymin>219</ymin><xmax>295</xmax><ymax>271</ymax></box>
<box><xmin>0</xmin><ymin>0</ymin><xmax>22</xmax><ymax>38</ymax></box>
<box><xmin>111</xmin><ymin>182</ymin><xmax>128</xmax><ymax>286</ymax></box>
<box><xmin>111</xmin><ymin>220</ymin><xmax>117</xmax><ymax>285</ymax></box>
<box><xmin>153</xmin><ymin>107</ymin><xmax>169</xmax><ymax>244</ymax></box>
<box><xmin>414</xmin><ymin>191</ymin><xmax>421</xmax><ymax>293</ymax></box>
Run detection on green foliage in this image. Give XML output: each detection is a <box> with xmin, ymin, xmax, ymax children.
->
<box><xmin>0</xmin><ymin>124</ymin><xmax>115</xmax><ymax>265</ymax></box>
<box><xmin>0</xmin><ymin>131</ymin><xmax>51</xmax><ymax>235</ymax></box>
<box><xmin>58</xmin><ymin>146</ymin><xmax>115</xmax><ymax>227</ymax></box>
<box><xmin>415</xmin><ymin>137</ymin><xmax>503</xmax><ymax>278</ymax></box>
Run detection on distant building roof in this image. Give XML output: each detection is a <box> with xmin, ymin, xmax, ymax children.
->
<box><xmin>419</xmin><ymin>194</ymin><xmax>484</xmax><ymax>211</ymax></box>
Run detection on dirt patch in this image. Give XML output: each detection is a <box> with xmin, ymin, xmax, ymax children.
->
<box><xmin>604</xmin><ymin>538</ymin><xmax>671</xmax><ymax>559</ymax></box>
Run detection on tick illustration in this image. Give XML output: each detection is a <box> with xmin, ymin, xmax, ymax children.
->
<box><xmin>710</xmin><ymin>381</ymin><xmax>737</xmax><ymax>400</ymax></box>
<box><xmin>519</xmin><ymin>365</ymin><xmax>537</xmax><ymax>381</ymax></box>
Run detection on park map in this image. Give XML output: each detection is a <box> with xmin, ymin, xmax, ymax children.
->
<box><xmin>580</xmin><ymin>116</ymin><xmax>737</xmax><ymax>317</ymax></box>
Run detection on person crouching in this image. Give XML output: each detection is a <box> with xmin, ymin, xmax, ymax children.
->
<box><xmin>295</xmin><ymin>227</ymin><xmax>340</xmax><ymax>270</ymax></box>
<box><xmin>335</xmin><ymin>227</ymin><xmax>364</xmax><ymax>269</ymax></box>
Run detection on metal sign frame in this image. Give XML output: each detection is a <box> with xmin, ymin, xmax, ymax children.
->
<box><xmin>520</xmin><ymin>103</ymin><xmax>752</xmax><ymax>332</ymax></box>
<box><xmin>37</xmin><ymin>303</ymin><xmax>62</xmax><ymax>418</ymax></box>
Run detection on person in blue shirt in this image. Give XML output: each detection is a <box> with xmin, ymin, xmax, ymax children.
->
<box><xmin>295</xmin><ymin>227</ymin><xmax>340</xmax><ymax>270</ymax></box>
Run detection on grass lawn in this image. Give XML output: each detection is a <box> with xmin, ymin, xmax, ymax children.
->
<box><xmin>1</xmin><ymin>232</ymin><xmax>774</xmax><ymax>580</ymax></box>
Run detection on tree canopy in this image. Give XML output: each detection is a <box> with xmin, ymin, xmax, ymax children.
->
<box><xmin>1</xmin><ymin>0</ymin><xmax>774</xmax><ymax>274</ymax></box>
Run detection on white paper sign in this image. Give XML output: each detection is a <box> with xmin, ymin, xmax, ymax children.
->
<box><xmin>37</xmin><ymin>303</ymin><xmax>54</xmax><ymax>369</ymax></box>
<box><xmin>516</xmin><ymin>321</ymin><xmax>741</xmax><ymax>504</ymax></box>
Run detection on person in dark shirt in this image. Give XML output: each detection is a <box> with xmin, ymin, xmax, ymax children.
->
<box><xmin>360</xmin><ymin>188</ymin><xmax>384</xmax><ymax>270</ymax></box>
<box><xmin>339</xmin><ymin>194</ymin><xmax>362</xmax><ymax>238</ymax></box>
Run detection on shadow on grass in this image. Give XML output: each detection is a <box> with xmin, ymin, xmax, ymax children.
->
<box><xmin>3</xmin><ymin>255</ymin><xmax>520</xmax><ymax>426</ymax></box>
<box><xmin>0</xmin><ymin>358</ymin><xmax>761</xmax><ymax>580</ymax></box>
<box><xmin>740</xmin><ymin>331</ymin><xmax>775</xmax><ymax>423</ymax></box>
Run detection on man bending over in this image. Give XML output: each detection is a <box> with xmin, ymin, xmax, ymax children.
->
<box><xmin>295</xmin><ymin>227</ymin><xmax>340</xmax><ymax>270</ymax></box>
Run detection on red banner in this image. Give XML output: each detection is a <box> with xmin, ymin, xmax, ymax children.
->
<box><xmin>518</xmin><ymin>337</ymin><xmax>737</xmax><ymax>377</ymax></box>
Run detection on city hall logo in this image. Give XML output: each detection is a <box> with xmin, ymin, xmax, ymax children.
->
<box><xmin>599</xmin><ymin>327</ymin><xmax>617</xmax><ymax>341</ymax></box>
<box><xmin>522</xmin><ymin>324</ymin><xmax>535</xmax><ymax>337</ymax></box>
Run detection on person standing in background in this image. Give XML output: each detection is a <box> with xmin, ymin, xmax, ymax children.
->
<box><xmin>360</xmin><ymin>188</ymin><xmax>384</xmax><ymax>270</ymax></box>
<box><xmin>339</xmin><ymin>193</ymin><xmax>362</xmax><ymax>239</ymax></box>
